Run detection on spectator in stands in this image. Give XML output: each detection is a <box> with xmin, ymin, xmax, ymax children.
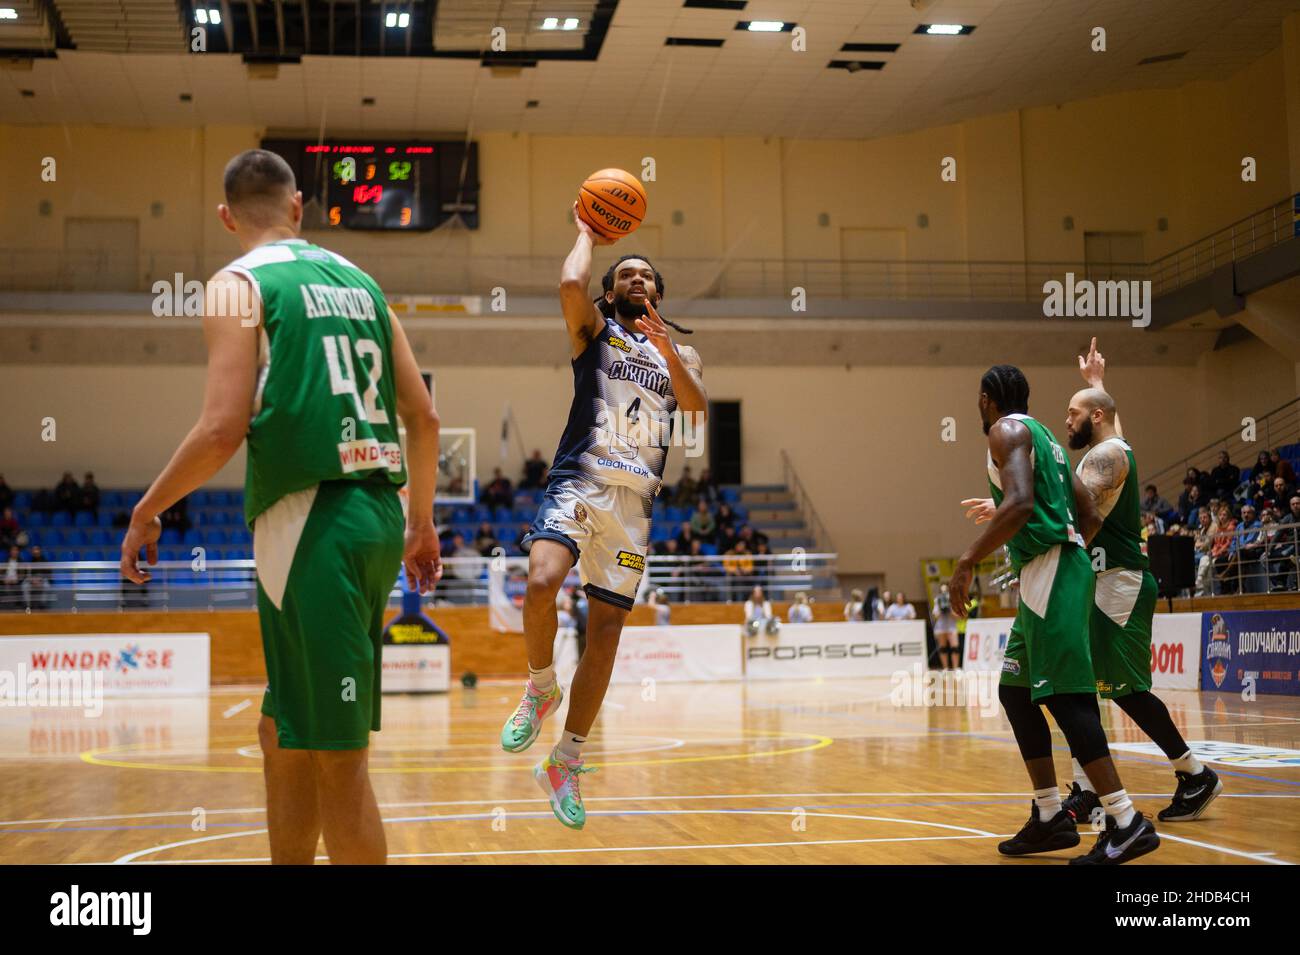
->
<box><xmin>672</xmin><ymin>466</ymin><xmax>698</xmax><ymax>507</ymax></box>
<box><xmin>0</xmin><ymin>475</ymin><xmax>12</xmax><ymax>511</ymax></box>
<box><xmin>475</xmin><ymin>522</ymin><xmax>499</xmax><ymax>557</ymax></box>
<box><xmin>1234</xmin><ymin>504</ymin><xmax>1266</xmax><ymax>594</ymax></box>
<box><xmin>1209</xmin><ymin>451</ymin><xmax>1240</xmax><ymax>500</ymax></box>
<box><xmin>844</xmin><ymin>588</ymin><xmax>866</xmax><ymax>621</ymax></box>
<box><xmin>520</xmin><ymin>449</ymin><xmax>548</xmax><ymax>490</ymax></box>
<box><xmin>932</xmin><ymin>584</ymin><xmax>959</xmax><ymax>670</ymax></box>
<box><xmin>1210</xmin><ymin>503</ymin><xmax>1238</xmax><ymax>595</ymax></box>
<box><xmin>2</xmin><ymin>545</ymin><xmax>21</xmax><ymax>610</ymax></box>
<box><xmin>647</xmin><ymin>588</ymin><xmax>671</xmax><ymax>626</ymax></box>
<box><xmin>0</xmin><ymin>508</ymin><xmax>20</xmax><ymax>550</ymax></box>
<box><xmin>742</xmin><ymin>586</ymin><xmax>779</xmax><ymax>637</ymax></box>
<box><xmin>26</xmin><ymin>545</ymin><xmax>52</xmax><ymax>610</ymax></box>
<box><xmin>753</xmin><ymin>540</ymin><xmax>773</xmax><ymax>580</ymax></box>
<box><xmin>737</xmin><ymin>524</ymin><xmax>769</xmax><ymax>554</ymax></box>
<box><xmin>788</xmin><ymin>591</ymin><xmax>814</xmax><ymax>623</ymax></box>
<box><xmin>53</xmin><ymin>472</ymin><xmax>79</xmax><ymax>517</ymax></box>
<box><xmin>696</xmin><ymin>468</ymin><xmax>719</xmax><ymax>506</ymax></box>
<box><xmin>723</xmin><ymin>540</ymin><xmax>754</xmax><ymax>603</ymax></box>
<box><xmin>1272</xmin><ymin>476</ymin><xmax>1295</xmax><ymax>511</ymax></box>
<box><xmin>1269</xmin><ymin>448</ymin><xmax>1297</xmax><ymax>486</ymax></box>
<box><xmin>715</xmin><ymin>502</ymin><xmax>736</xmax><ymax>536</ymax></box>
<box><xmin>1179</xmin><ymin>484</ymin><xmax>1203</xmax><ymax>527</ymax></box>
<box><xmin>875</xmin><ymin>590</ymin><xmax>892</xmax><ymax>620</ymax></box>
<box><xmin>1267</xmin><ymin>496</ymin><xmax>1300</xmax><ymax>591</ymax></box>
<box><xmin>675</xmin><ymin>521</ymin><xmax>697</xmax><ymax>553</ymax></box>
<box><xmin>690</xmin><ymin>498</ymin><xmax>716</xmax><ymax>539</ymax></box>
<box><xmin>441</xmin><ymin>533</ymin><xmax>467</xmax><ymax>581</ymax></box>
<box><xmin>481</xmin><ymin>468</ymin><xmax>513</xmax><ymax>510</ymax></box>
<box><xmin>80</xmin><ymin>472</ymin><xmax>101</xmax><ymax>515</ymax></box>
<box><xmin>716</xmin><ymin>524</ymin><xmax>738</xmax><ymax>555</ymax></box>
<box><xmin>1249</xmin><ymin>469</ymin><xmax>1274</xmax><ymax>512</ymax></box>
<box><xmin>885</xmin><ymin>591</ymin><xmax>917</xmax><ymax>621</ymax></box>
<box><xmin>1141</xmin><ymin>511</ymin><xmax>1164</xmax><ymax>539</ymax></box>
<box><xmin>653</xmin><ymin>535</ymin><xmax>678</xmax><ymax>559</ymax></box>
<box><xmin>1253</xmin><ymin>450</ymin><xmax>1273</xmax><ymax>479</ymax></box>
<box><xmin>1193</xmin><ymin>506</ymin><xmax>1216</xmax><ymax>596</ymax></box>
<box><xmin>1140</xmin><ymin>485</ymin><xmax>1172</xmax><ymax>519</ymax></box>
<box><xmin>685</xmin><ymin>538</ymin><xmax>712</xmax><ymax>602</ymax></box>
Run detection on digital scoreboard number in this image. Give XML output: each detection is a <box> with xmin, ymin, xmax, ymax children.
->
<box><xmin>261</xmin><ymin>139</ymin><xmax>479</xmax><ymax>232</ymax></box>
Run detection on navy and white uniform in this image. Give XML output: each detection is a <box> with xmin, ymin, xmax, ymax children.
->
<box><xmin>523</xmin><ymin>315</ymin><xmax>678</xmax><ymax>609</ymax></box>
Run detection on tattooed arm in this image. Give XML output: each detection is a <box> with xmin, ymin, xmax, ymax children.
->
<box><xmin>1078</xmin><ymin>438</ymin><xmax>1130</xmax><ymax>521</ymax></box>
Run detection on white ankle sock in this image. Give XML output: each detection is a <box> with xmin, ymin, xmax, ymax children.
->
<box><xmin>1101</xmin><ymin>789</ymin><xmax>1136</xmax><ymax>828</ymax></box>
<box><xmin>528</xmin><ymin>663</ymin><xmax>556</xmax><ymax>693</ymax></box>
<box><xmin>1072</xmin><ymin>758</ymin><xmax>1095</xmax><ymax>792</ymax></box>
<box><xmin>1171</xmin><ymin>750</ymin><xmax>1204</xmax><ymax>775</ymax></box>
<box><xmin>556</xmin><ymin>731</ymin><xmax>586</xmax><ymax>761</ymax></box>
<box><xmin>1034</xmin><ymin>786</ymin><xmax>1062</xmax><ymax>821</ymax></box>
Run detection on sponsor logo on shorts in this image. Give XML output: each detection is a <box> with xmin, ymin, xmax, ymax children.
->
<box><xmin>615</xmin><ymin>550</ymin><xmax>645</xmax><ymax>572</ymax></box>
<box><xmin>572</xmin><ymin>502</ymin><xmax>588</xmax><ymax>525</ymax></box>
<box><xmin>607</xmin><ymin>335</ymin><xmax>632</xmax><ymax>353</ymax></box>
<box><xmin>1001</xmin><ymin>658</ymin><xmax>1021</xmax><ymax>676</ymax></box>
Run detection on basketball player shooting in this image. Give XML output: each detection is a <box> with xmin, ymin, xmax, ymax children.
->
<box><xmin>119</xmin><ymin>149</ymin><xmax>442</xmax><ymax>864</ymax></box>
<box><xmin>498</xmin><ymin>201</ymin><xmax>707</xmax><ymax>830</ymax></box>
<box><xmin>948</xmin><ymin>366</ymin><xmax>1160</xmax><ymax>864</ymax></box>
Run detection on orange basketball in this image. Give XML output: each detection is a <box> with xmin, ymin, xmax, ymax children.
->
<box><xmin>577</xmin><ymin>168</ymin><xmax>647</xmax><ymax>239</ymax></box>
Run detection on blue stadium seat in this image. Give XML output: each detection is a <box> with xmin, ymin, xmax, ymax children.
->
<box><xmin>12</xmin><ymin>492</ymin><xmax>30</xmax><ymax>510</ymax></box>
<box><xmin>228</xmin><ymin>529</ymin><xmax>252</xmax><ymax>547</ymax></box>
<box><xmin>74</xmin><ymin>511</ymin><xmax>94</xmax><ymax>527</ymax></box>
<box><xmin>96</xmin><ymin>511</ymin><xmax>113</xmax><ymax>527</ymax></box>
<box><xmin>88</xmin><ymin>529</ymin><xmax>111</xmax><ymax>546</ymax></box>
<box><xmin>63</xmin><ymin>529</ymin><xmax>86</xmax><ymax>547</ymax></box>
<box><xmin>700</xmin><ymin>543</ymin><xmax>718</xmax><ymax>556</ymax></box>
<box><xmin>204</xmin><ymin>529</ymin><xmax>229</xmax><ymax>546</ymax></box>
<box><xmin>50</xmin><ymin>511</ymin><xmax>70</xmax><ymax>528</ymax></box>
<box><xmin>189</xmin><ymin>490</ymin><xmax>210</xmax><ymax>507</ymax></box>
<box><xmin>160</xmin><ymin>528</ymin><xmax>181</xmax><ymax>546</ymax></box>
<box><xmin>25</xmin><ymin>511</ymin><xmax>45</xmax><ymax>528</ymax></box>
<box><xmin>183</xmin><ymin>529</ymin><xmax>203</xmax><ymax>546</ymax></box>
<box><xmin>209</xmin><ymin>491</ymin><xmax>230</xmax><ymax>507</ymax></box>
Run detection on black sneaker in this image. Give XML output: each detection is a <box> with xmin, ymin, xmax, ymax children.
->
<box><xmin>1069</xmin><ymin>811</ymin><xmax>1160</xmax><ymax>865</ymax></box>
<box><xmin>1158</xmin><ymin>767</ymin><xmax>1223</xmax><ymax>822</ymax></box>
<box><xmin>998</xmin><ymin>802</ymin><xmax>1080</xmax><ymax>856</ymax></box>
<box><xmin>1061</xmin><ymin>782</ymin><xmax>1102</xmax><ymax>826</ymax></box>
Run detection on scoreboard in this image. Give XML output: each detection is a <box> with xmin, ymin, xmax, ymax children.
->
<box><xmin>261</xmin><ymin>139</ymin><xmax>479</xmax><ymax>231</ymax></box>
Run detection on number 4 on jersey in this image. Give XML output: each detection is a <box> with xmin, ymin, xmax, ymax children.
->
<box><xmin>323</xmin><ymin>335</ymin><xmax>389</xmax><ymax>425</ymax></box>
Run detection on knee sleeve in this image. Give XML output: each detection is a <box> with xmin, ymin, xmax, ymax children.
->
<box><xmin>1045</xmin><ymin>693</ymin><xmax>1109</xmax><ymax>765</ymax></box>
<box><xmin>1114</xmin><ymin>691</ymin><xmax>1188</xmax><ymax>759</ymax></box>
<box><xmin>999</xmin><ymin>683</ymin><xmax>1053</xmax><ymax>762</ymax></box>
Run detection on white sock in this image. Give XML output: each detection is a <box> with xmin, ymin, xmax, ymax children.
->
<box><xmin>1171</xmin><ymin>750</ymin><xmax>1204</xmax><ymax>775</ymax></box>
<box><xmin>556</xmin><ymin>731</ymin><xmax>586</xmax><ymax>761</ymax></box>
<box><xmin>1034</xmin><ymin>786</ymin><xmax>1062</xmax><ymax>822</ymax></box>
<box><xmin>1073</xmin><ymin>758</ymin><xmax>1095</xmax><ymax>792</ymax></box>
<box><xmin>1101</xmin><ymin>789</ymin><xmax>1136</xmax><ymax>828</ymax></box>
<box><xmin>528</xmin><ymin>663</ymin><xmax>556</xmax><ymax>693</ymax></box>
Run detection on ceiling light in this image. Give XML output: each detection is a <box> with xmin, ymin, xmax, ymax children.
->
<box><xmin>385</xmin><ymin>11</ymin><xmax>409</xmax><ymax>28</ymax></box>
<box><xmin>916</xmin><ymin>23</ymin><xmax>974</xmax><ymax>35</ymax></box>
<box><xmin>563</xmin><ymin>17</ymin><xmax>579</xmax><ymax>30</ymax></box>
<box><xmin>194</xmin><ymin>7</ymin><xmax>220</xmax><ymax>25</ymax></box>
<box><xmin>541</xmin><ymin>17</ymin><xmax>559</xmax><ymax>29</ymax></box>
<box><xmin>747</xmin><ymin>20</ymin><xmax>784</xmax><ymax>32</ymax></box>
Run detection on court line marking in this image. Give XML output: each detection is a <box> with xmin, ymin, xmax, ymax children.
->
<box><xmin>109</xmin><ymin>809</ymin><xmax>1000</xmax><ymax>864</ymax></box>
<box><xmin>78</xmin><ymin>728</ymin><xmax>833</xmax><ymax>774</ymax></box>
<box><xmin>5</xmin><ymin>790</ymin><xmax>1298</xmax><ymax>828</ymax></box>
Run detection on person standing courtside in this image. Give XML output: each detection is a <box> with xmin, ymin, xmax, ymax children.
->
<box><xmin>121</xmin><ymin>149</ymin><xmax>441</xmax><ymax>864</ymax></box>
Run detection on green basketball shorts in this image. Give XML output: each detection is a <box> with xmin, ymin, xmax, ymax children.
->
<box><xmin>254</xmin><ymin>479</ymin><xmax>404</xmax><ymax>750</ymax></box>
<box><xmin>1000</xmin><ymin>543</ymin><xmax>1098</xmax><ymax>702</ymax></box>
<box><xmin>1089</xmin><ymin>567</ymin><xmax>1157</xmax><ymax>700</ymax></box>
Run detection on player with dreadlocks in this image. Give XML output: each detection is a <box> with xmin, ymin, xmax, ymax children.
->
<box><xmin>947</xmin><ymin>364</ymin><xmax>1160</xmax><ymax>864</ymax></box>
<box><xmin>497</xmin><ymin>201</ymin><xmax>707</xmax><ymax>829</ymax></box>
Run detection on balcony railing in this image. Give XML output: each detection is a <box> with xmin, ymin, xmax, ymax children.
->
<box><xmin>2</xmin><ymin>195</ymin><xmax>1294</xmax><ymax>302</ymax></box>
<box><xmin>0</xmin><ymin>551</ymin><xmax>838</xmax><ymax>613</ymax></box>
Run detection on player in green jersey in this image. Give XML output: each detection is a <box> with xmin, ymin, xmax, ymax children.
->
<box><xmin>121</xmin><ymin>149</ymin><xmax>442</xmax><ymax>864</ymax></box>
<box><xmin>1061</xmin><ymin>339</ymin><xmax>1221</xmax><ymax>823</ymax></box>
<box><xmin>948</xmin><ymin>364</ymin><xmax>1159</xmax><ymax>864</ymax></box>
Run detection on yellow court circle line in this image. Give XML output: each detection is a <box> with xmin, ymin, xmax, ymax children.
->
<box><xmin>79</xmin><ymin>729</ymin><xmax>834</xmax><ymax>774</ymax></box>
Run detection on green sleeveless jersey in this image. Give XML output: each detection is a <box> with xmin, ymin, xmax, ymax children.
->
<box><xmin>1076</xmin><ymin>436</ymin><xmax>1148</xmax><ymax>571</ymax></box>
<box><xmin>227</xmin><ymin>239</ymin><xmax>406</xmax><ymax>526</ymax></box>
<box><xmin>986</xmin><ymin>413</ymin><xmax>1085</xmax><ymax>572</ymax></box>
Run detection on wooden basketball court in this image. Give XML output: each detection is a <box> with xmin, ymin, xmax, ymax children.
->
<box><xmin>3</xmin><ymin>678</ymin><xmax>1295</xmax><ymax>865</ymax></box>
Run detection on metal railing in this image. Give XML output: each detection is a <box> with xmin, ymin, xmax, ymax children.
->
<box><xmin>0</xmin><ymin>551</ymin><xmax>839</xmax><ymax>613</ymax></box>
<box><xmin>779</xmin><ymin>449</ymin><xmax>833</xmax><ymax>555</ymax></box>
<box><xmin>1189</xmin><ymin>520</ymin><xmax>1300</xmax><ymax>597</ymax></box>
<box><xmin>3</xmin><ymin>195</ymin><xmax>1293</xmax><ymax>302</ymax></box>
<box><xmin>1147</xmin><ymin>195</ymin><xmax>1298</xmax><ymax>295</ymax></box>
<box><xmin>1146</xmin><ymin>397</ymin><xmax>1300</xmax><ymax>509</ymax></box>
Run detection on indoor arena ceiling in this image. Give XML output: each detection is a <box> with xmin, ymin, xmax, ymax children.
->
<box><xmin>1</xmin><ymin>0</ymin><xmax>1299</xmax><ymax>138</ymax></box>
